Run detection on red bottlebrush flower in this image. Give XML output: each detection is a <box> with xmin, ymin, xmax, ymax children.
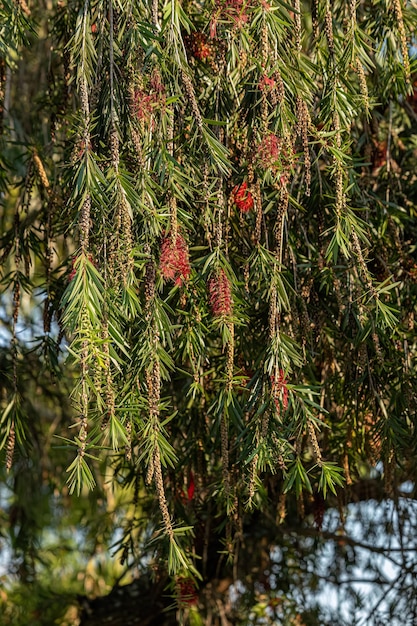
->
<box><xmin>271</xmin><ymin>369</ymin><xmax>288</xmax><ymax>412</ymax></box>
<box><xmin>177</xmin><ymin>470</ymin><xmax>195</xmax><ymax>504</ymax></box>
<box><xmin>177</xmin><ymin>577</ymin><xmax>198</xmax><ymax>606</ymax></box>
<box><xmin>208</xmin><ymin>269</ymin><xmax>233</xmax><ymax>317</ymax></box>
<box><xmin>187</xmin><ymin>470</ymin><xmax>195</xmax><ymax>501</ymax></box>
<box><xmin>258</xmin><ymin>74</ymin><xmax>275</xmax><ymax>92</ymax></box>
<box><xmin>159</xmin><ymin>232</ymin><xmax>191</xmax><ymax>287</ymax></box>
<box><xmin>313</xmin><ymin>493</ymin><xmax>325</xmax><ymax>531</ymax></box>
<box><xmin>232</xmin><ymin>182</ymin><xmax>254</xmax><ymax>213</ymax></box>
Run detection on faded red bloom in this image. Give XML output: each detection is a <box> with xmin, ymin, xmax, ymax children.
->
<box><xmin>406</xmin><ymin>78</ymin><xmax>417</xmax><ymax>111</ymax></box>
<box><xmin>223</xmin><ymin>0</ymin><xmax>249</xmax><ymax>18</ymax></box>
<box><xmin>271</xmin><ymin>369</ymin><xmax>288</xmax><ymax>412</ymax></box>
<box><xmin>231</xmin><ymin>0</ymin><xmax>250</xmax><ymax>23</ymax></box>
<box><xmin>177</xmin><ymin>577</ymin><xmax>198</xmax><ymax>606</ymax></box>
<box><xmin>69</xmin><ymin>259</ymin><xmax>77</xmax><ymax>282</ymax></box>
<box><xmin>134</xmin><ymin>91</ymin><xmax>154</xmax><ymax>122</ymax></box>
<box><xmin>372</xmin><ymin>140</ymin><xmax>387</xmax><ymax>170</ymax></box>
<box><xmin>257</xmin><ymin>133</ymin><xmax>282</xmax><ymax>169</ymax></box>
<box><xmin>134</xmin><ymin>73</ymin><xmax>165</xmax><ymax>125</ymax></box>
<box><xmin>259</xmin><ymin>74</ymin><xmax>275</xmax><ymax>92</ymax></box>
<box><xmin>257</xmin><ymin>134</ymin><xmax>295</xmax><ymax>179</ymax></box>
<box><xmin>240</xmin><ymin>367</ymin><xmax>254</xmax><ymax>387</ymax></box>
<box><xmin>409</xmin><ymin>264</ymin><xmax>417</xmax><ymax>283</ymax></box>
<box><xmin>74</xmin><ymin>139</ymin><xmax>92</xmax><ymax>161</ymax></box>
<box><xmin>186</xmin><ymin>32</ymin><xmax>213</xmax><ymax>61</ymax></box>
<box><xmin>149</xmin><ymin>68</ymin><xmax>165</xmax><ymax>96</ymax></box>
<box><xmin>208</xmin><ymin>269</ymin><xmax>232</xmax><ymax>316</ymax></box>
<box><xmin>210</xmin><ymin>0</ymin><xmax>249</xmax><ymax>37</ymax></box>
<box><xmin>232</xmin><ymin>182</ymin><xmax>254</xmax><ymax>213</ymax></box>
<box><xmin>68</xmin><ymin>254</ymin><xmax>95</xmax><ymax>282</ymax></box>
<box><xmin>160</xmin><ymin>232</ymin><xmax>191</xmax><ymax>287</ymax></box>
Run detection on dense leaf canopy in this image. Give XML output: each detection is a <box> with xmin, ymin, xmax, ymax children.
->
<box><xmin>1</xmin><ymin>0</ymin><xmax>417</xmax><ymax>624</ymax></box>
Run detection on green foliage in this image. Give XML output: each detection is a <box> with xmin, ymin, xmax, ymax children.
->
<box><xmin>1</xmin><ymin>0</ymin><xmax>417</xmax><ymax>622</ymax></box>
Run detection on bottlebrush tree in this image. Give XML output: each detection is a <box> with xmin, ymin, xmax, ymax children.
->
<box><xmin>2</xmin><ymin>0</ymin><xmax>417</xmax><ymax>623</ymax></box>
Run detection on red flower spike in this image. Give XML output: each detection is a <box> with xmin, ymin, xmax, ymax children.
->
<box><xmin>160</xmin><ymin>232</ymin><xmax>191</xmax><ymax>287</ymax></box>
<box><xmin>177</xmin><ymin>577</ymin><xmax>198</xmax><ymax>606</ymax></box>
<box><xmin>232</xmin><ymin>182</ymin><xmax>254</xmax><ymax>213</ymax></box>
<box><xmin>313</xmin><ymin>493</ymin><xmax>325</xmax><ymax>531</ymax></box>
<box><xmin>259</xmin><ymin>74</ymin><xmax>275</xmax><ymax>92</ymax></box>
<box><xmin>208</xmin><ymin>269</ymin><xmax>233</xmax><ymax>317</ymax></box>
<box><xmin>187</xmin><ymin>470</ymin><xmax>195</xmax><ymax>501</ymax></box>
<box><xmin>271</xmin><ymin>369</ymin><xmax>288</xmax><ymax>412</ymax></box>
